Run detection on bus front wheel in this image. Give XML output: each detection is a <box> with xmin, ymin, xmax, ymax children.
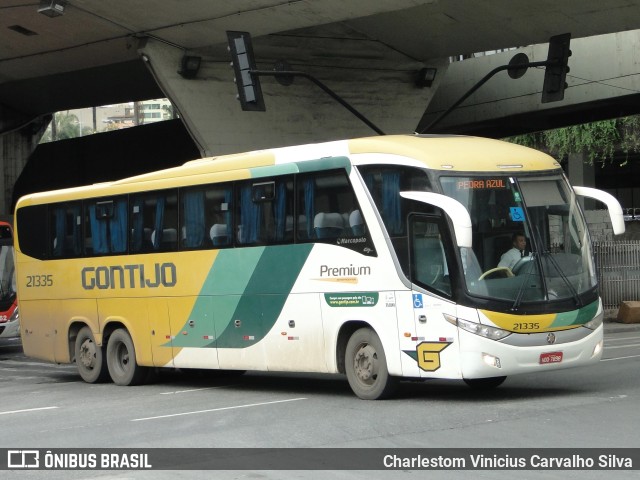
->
<box><xmin>74</xmin><ymin>326</ymin><xmax>109</xmax><ymax>383</ymax></box>
<box><xmin>345</xmin><ymin>328</ymin><xmax>398</xmax><ymax>400</ymax></box>
<box><xmin>106</xmin><ymin>329</ymin><xmax>148</xmax><ymax>386</ymax></box>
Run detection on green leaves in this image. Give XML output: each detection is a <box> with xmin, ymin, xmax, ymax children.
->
<box><xmin>507</xmin><ymin>115</ymin><xmax>640</xmax><ymax>166</ymax></box>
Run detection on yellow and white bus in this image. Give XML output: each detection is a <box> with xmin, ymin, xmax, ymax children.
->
<box><xmin>14</xmin><ymin>135</ymin><xmax>624</xmax><ymax>399</ymax></box>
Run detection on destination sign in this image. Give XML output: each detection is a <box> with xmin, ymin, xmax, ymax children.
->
<box><xmin>456</xmin><ymin>179</ymin><xmax>507</xmax><ymax>190</ymax></box>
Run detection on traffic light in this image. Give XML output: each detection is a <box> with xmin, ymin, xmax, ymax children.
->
<box><xmin>542</xmin><ymin>33</ymin><xmax>571</xmax><ymax>103</ymax></box>
<box><xmin>226</xmin><ymin>31</ymin><xmax>265</xmax><ymax>111</ymax></box>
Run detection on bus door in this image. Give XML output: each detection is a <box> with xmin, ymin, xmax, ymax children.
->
<box><xmin>407</xmin><ymin>214</ymin><xmax>461</xmax><ymax>379</ymax></box>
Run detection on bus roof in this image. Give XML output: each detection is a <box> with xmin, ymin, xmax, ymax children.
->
<box><xmin>16</xmin><ymin>135</ymin><xmax>561</xmax><ymax>206</ymax></box>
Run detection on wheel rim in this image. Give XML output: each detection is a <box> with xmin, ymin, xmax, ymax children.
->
<box><xmin>113</xmin><ymin>341</ymin><xmax>130</xmax><ymax>375</ymax></box>
<box><xmin>352</xmin><ymin>343</ymin><xmax>379</xmax><ymax>386</ymax></box>
<box><xmin>78</xmin><ymin>338</ymin><xmax>96</xmax><ymax>370</ymax></box>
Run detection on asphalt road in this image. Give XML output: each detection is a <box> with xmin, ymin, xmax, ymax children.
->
<box><xmin>0</xmin><ymin>322</ymin><xmax>639</xmax><ymax>480</ymax></box>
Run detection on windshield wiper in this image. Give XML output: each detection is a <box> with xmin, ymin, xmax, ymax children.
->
<box><xmin>510</xmin><ymin>252</ymin><xmax>537</xmax><ymax>311</ymax></box>
<box><xmin>540</xmin><ymin>249</ymin><xmax>583</xmax><ymax>308</ymax></box>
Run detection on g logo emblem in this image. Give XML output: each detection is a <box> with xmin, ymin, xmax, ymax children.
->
<box><xmin>417</xmin><ymin>342</ymin><xmax>452</xmax><ymax>372</ymax></box>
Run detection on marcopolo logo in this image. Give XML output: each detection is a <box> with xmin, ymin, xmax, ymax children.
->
<box><xmin>81</xmin><ymin>263</ymin><xmax>177</xmax><ymax>290</ymax></box>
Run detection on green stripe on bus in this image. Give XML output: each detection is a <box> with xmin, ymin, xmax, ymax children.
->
<box><xmin>170</xmin><ymin>244</ymin><xmax>313</xmax><ymax>349</ymax></box>
<box><xmin>550</xmin><ymin>300</ymin><xmax>599</xmax><ymax>328</ymax></box>
<box><xmin>250</xmin><ymin>163</ymin><xmax>299</xmax><ymax>178</ymax></box>
<box><xmin>296</xmin><ymin>156</ymin><xmax>351</xmax><ymax>174</ymax></box>
<box><xmin>248</xmin><ymin>157</ymin><xmax>352</xmax><ymax>180</ymax></box>
<box><xmin>166</xmin><ymin>248</ymin><xmax>263</xmax><ymax>348</ymax></box>
<box><xmin>213</xmin><ymin>244</ymin><xmax>313</xmax><ymax>348</ymax></box>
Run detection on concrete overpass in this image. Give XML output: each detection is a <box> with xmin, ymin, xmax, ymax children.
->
<box><xmin>418</xmin><ymin>30</ymin><xmax>640</xmax><ymax>137</ymax></box>
<box><xmin>2</xmin><ymin>0</ymin><xmax>640</xmax><ymax>215</ymax></box>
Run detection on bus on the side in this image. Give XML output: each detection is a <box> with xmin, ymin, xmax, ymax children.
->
<box><xmin>14</xmin><ymin>135</ymin><xmax>624</xmax><ymax>399</ymax></box>
<box><xmin>0</xmin><ymin>221</ymin><xmax>18</xmax><ymax>340</ymax></box>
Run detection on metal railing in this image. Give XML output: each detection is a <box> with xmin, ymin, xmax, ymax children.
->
<box><xmin>593</xmin><ymin>240</ymin><xmax>640</xmax><ymax>310</ymax></box>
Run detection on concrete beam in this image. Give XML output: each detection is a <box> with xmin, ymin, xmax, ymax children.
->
<box><xmin>138</xmin><ymin>37</ymin><xmax>447</xmax><ymax>156</ymax></box>
<box><xmin>418</xmin><ymin>30</ymin><xmax>640</xmax><ymax>136</ymax></box>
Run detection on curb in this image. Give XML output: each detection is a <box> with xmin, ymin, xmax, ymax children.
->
<box><xmin>604</xmin><ymin>319</ymin><xmax>640</xmax><ymax>333</ymax></box>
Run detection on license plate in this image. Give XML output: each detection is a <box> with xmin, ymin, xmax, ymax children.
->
<box><xmin>540</xmin><ymin>351</ymin><xmax>563</xmax><ymax>364</ymax></box>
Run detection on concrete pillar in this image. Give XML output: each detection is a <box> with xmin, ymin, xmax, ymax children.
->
<box><xmin>0</xmin><ymin>116</ymin><xmax>50</xmax><ymax>217</ymax></box>
<box><xmin>567</xmin><ymin>152</ymin><xmax>595</xmax><ymax>187</ymax></box>
<box><xmin>137</xmin><ymin>37</ymin><xmax>447</xmax><ymax>157</ymax></box>
<box><xmin>567</xmin><ymin>152</ymin><xmax>598</xmax><ymax>210</ymax></box>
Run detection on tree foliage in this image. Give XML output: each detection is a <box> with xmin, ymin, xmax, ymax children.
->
<box><xmin>40</xmin><ymin>111</ymin><xmax>94</xmax><ymax>143</ymax></box>
<box><xmin>508</xmin><ymin>115</ymin><xmax>640</xmax><ymax>166</ymax></box>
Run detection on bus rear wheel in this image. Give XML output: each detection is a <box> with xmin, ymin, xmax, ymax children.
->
<box><xmin>106</xmin><ymin>328</ymin><xmax>148</xmax><ymax>386</ymax></box>
<box><xmin>74</xmin><ymin>326</ymin><xmax>109</xmax><ymax>383</ymax></box>
<box><xmin>345</xmin><ymin>328</ymin><xmax>398</xmax><ymax>400</ymax></box>
<box><xmin>463</xmin><ymin>376</ymin><xmax>507</xmax><ymax>389</ymax></box>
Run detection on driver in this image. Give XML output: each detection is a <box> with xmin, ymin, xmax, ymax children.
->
<box><xmin>498</xmin><ymin>232</ymin><xmax>526</xmax><ymax>270</ymax></box>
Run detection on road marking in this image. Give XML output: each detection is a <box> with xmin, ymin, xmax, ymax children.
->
<box><xmin>601</xmin><ymin>354</ymin><xmax>640</xmax><ymax>362</ymax></box>
<box><xmin>0</xmin><ymin>406</ymin><xmax>59</xmax><ymax>416</ymax></box>
<box><xmin>0</xmin><ymin>359</ymin><xmax>74</xmax><ymax>369</ymax></box>
<box><xmin>605</xmin><ymin>335</ymin><xmax>640</xmax><ymax>342</ymax></box>
<box><xmin>604</xmin><ymin>343</ymin><xmax>640</xmax><ymax>349</ymax></box>
<box><xmin>160</xmin><ymin>385</ymin><xmax>240</xmax><ymax>395</ymax></box>
<box><xmin>131</xmin><ymin>397</ymin><xmax>307</xmax><ymax>422</ymax></box>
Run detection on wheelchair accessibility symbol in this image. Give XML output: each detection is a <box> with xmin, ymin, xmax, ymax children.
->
<box><xmin>510</xmin><ymin>207</ymin><xmax>525</xmax><ymax>222</ymax></box>
<box><xmin>413</xmin><ymin>294</ymin><xmax>423</xmax><ymax>309</ymax></box>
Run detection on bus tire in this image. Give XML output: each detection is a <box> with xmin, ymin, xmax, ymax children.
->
<box><xmin>345</xmin><ymin>327</ymin><xmax>398</xmax><ymax>400</ymax></box>
<box><xmin>106</xmin><ymin>328</ymin><xmax>148</xmax><ymax>386</ymax></box>
<box><xmin>463</xmin><ymin>376</ymin><xmax>507</xmax><ymax>389</ymax></box>
<box><xmin>74</xmin><ymin>326</ymin><xmax>109</xmax><ymax>383</ymax></box>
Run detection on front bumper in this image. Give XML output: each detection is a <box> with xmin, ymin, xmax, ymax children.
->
<box><xmin>457</xmin><ymin>324</ymin><xmax>603</xmax><ymax>379</ymax></box>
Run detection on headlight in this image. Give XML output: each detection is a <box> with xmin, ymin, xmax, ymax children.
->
<box><xmin>9</xmin><ymin>306</ymin><xmax>18</xmax><ymax>322</ymax></box>
<box><xmin>583</xmin><ymin>309</ymin><xmax>603</xmax><ymax>330</ymax></box>
<box><xmin>444</xmin><ymin>313</ymin><xmax>511</xmax><ymax>340</ymax></box>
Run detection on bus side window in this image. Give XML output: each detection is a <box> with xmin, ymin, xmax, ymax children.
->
<box><xmin>181</xmin><ymin>189</ymin><xmax>206</xmax><ymax>249</ymax></box>
<box><xmin>130</xmin><ymin>190</ymin><xmax>178</xmax><ymax>253</ymax></box>
<box><xmin>297</xmin><ymin>170</ymin><xmax>365</xmax><ymax>244</ymax></box>
<box><xmin>236</xmin><ymin>177</ymin><xmax>293</xmax><ymax>246</ymax></box>
<box><xmin>130</xmin><ymin>197</ymin><xmax>152</xmax><ymax>253</ymax></box>
<box><xmin>15</xmin><ymin>205</ymin><xmax>48</xmax><ymax>260</ymax></box>
<box><xmin>85</xmin><ymin>197</ymin><xmax>128</xmax><ymax>256</ymax></box>
<box><xmin>205</xmin><ymin>184</ymin><xmax>233</xmax><ymax>248</ymax></box>
<box><xmin>50</xmin><ymin>202</ymin><xmax>82</xmax><ymax>258</ymax></box>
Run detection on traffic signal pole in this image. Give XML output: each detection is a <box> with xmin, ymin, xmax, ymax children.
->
<box><xmin>227</xmin><ymin>30</ymin><xmax>385</xmax><ymax>135</ymax></box>
<box><xmin>249</xmin><ymin>69</ymin><xmax>386</xmax><ymax>135</ymax></box>
<box><xmin>418</xmin><ymin>60</ymin><xmax>550</xmax><ymax>134</ymax></box>
<box><xmin>418</xmin><ymin>33</ymin><xmax>571</xmax><ymax>134</ymax></box>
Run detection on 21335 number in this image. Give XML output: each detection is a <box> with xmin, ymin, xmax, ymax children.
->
<box><xmin>26</xmin><ymin>274</ymin><xmax>53</xmax><ymax>287</ymax></box>
<box><xmin>513</xmin><ymin>322</ymin><xmax>540</xmax><ymax>331</ymax></box>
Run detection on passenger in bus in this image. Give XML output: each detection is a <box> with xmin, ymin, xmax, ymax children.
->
<box><xmin>498</xmin><ymin>231</ymin><xmax>526</xmax><ymax>269</ymax></box>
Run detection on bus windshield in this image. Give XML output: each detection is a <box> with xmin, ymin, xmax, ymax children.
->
<box><xmin>440</xmin><ymin>175</ymin><xmax>597</xmax><ymax>306</ymax></box>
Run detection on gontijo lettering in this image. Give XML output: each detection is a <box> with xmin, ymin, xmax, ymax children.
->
<box><xmin>81</xmin><ymin>263</ymin><xmax>176</xmax><ymax>289</ymax></box>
